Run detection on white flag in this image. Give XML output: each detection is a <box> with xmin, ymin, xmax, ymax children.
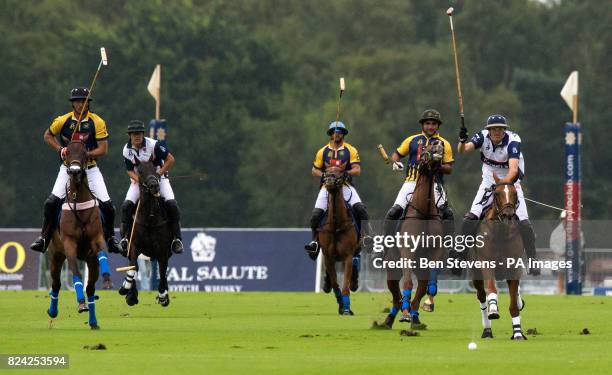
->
<box><xmin>560</xmin><ymin>71</ymin><xmax>578</xmax><ymax>111</ymax></box>
<box><xmin>147</xmin><ymin>64</ymin><xmax>161</xmax><ymax>102</ymax></box>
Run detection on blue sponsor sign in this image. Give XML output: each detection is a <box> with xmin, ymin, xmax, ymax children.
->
<box><xmin>104</xmin><ymin>229</ymin><xmax>315</xmax><ymax>292</ymax></box>
<box><xmin>149</xmin><ymin>119</ymin><xmax>167</xmax><ymax>147</ymax></box>
<box><xmin>564</xmin><ymin>122</ymin><xmax>582</xmax><ymax>295</ymax></box>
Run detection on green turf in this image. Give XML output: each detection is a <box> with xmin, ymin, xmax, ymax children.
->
<box><xmin>0</xmin><ymin>290</ymin><xmax>610</xmax><ymax>374</ymax></box>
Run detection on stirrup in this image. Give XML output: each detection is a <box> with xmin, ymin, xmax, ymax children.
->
<box><xmin>305</xmin><ymin>241</ymin><xmax>320</xmax><ymax>260</ymax></box>
<box><xmin>171</xmin><ymin>238</ymin><xmax>184</xmax><ymax>254</ymax></box>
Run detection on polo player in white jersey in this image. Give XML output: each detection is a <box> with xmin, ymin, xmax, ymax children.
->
<box><xmin>457</xmin><ymin>114</ymin><xmax>539</xmax><ymax>275</ymax></box>
<box><xmin>120</xmin><ymin>120</ymin><xmax>183</xmax><ymax>254</ymax></box>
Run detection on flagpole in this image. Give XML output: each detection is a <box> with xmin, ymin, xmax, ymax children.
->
<box><xmin>572</xmin><ymin>95</ymin><xmax>578</xmax><ymax>124</ymax></box>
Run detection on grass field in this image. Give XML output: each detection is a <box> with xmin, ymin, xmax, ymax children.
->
<box><xmin>0</xmin><ymin>291</ymin><xmax>610</xmax><ymax>374</ymax></box>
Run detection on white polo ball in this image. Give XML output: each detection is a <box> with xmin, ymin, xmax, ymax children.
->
<box><xmin>468</xmin><ymin>342</ymin><xmax>477</xmax><ymax>350</ymax></box>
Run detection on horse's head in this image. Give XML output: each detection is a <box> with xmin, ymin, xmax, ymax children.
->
<box><xmin>492</xmin><ymin>172</ymin><xmax>518</xmax><ymax>222</ymax></box>
<box><xmin>323</xmin><ymin>161</ymin><xmax>347</xmax><ymax>192</ymax></box>
<box><xmin>135</xmin><ymin>158</ymin><xmax>160</xmax><ymax>197</ymax></box>
<box><xmin>419</xmin><ymin>140</ymin><xmax>444</xmax><ymax>173</ymax></box>
<box><xmin>63</xmin><ymin>134</ymin><xmax>89</xmax><ymax>184</ymax></box>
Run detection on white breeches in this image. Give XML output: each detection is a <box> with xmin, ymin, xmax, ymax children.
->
<box><xmin>392</xmin><ymin>181</ymin><xmax>447</xmax><ymax>209</ymax></box>
<box><xmin>125</xmin><ymin>178</ymin><xmax>175</xmax><ymax>203</ymax></box>
<box><xmin>51</xmin><ymin>165</ymin><xmax>110</xmax><ymax>202</ymax></box>
<box><xmin>314</xmin><ymin>185</ymin><xmax>361</xmax><ymax>211</ymax></box>
<box><xmin>469</xmin><ymin>180</ymin><xmax>528</xmax><ymax>220</ymax></box>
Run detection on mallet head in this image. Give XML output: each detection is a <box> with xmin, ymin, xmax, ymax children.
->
<box><xmin>446</xmin><ymin>7</ymin><xmax>454</xmax><ymax>16</ymax></box>
<box><xmin>339</xmin><ymin>77</ymin><xmax>345</xmax><ymax>92</ymax></box>
<box><xmin>100</xmin><ymin>47</ymin><xmax>108</xmax><ymax>66</ymax></box>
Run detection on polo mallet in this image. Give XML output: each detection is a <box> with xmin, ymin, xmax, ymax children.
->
<box><xmin>115</xmin><ymin>199</ymin><xmax>140</xmax><ymax>272</ymax></box>
<box><xmin>72</xmin><ymin>47</ymin><xmax>108</xmax><ymax>138</ymax></box>
<box><xmin>446</xmin><ymin>7</ymin><xmax>465</xmax><ymax>130</ymax></box>
<box><xmin>377</xmin><ymin>144</ymin><xmax>391</xmax><ymax>164</ymax></box>
<box><xmin>334</xmin><ymin>77</ymin><xmax>345</xmax><ymax>132</ymax></box>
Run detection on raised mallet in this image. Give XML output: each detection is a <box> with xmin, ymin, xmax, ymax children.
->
<box><xmin>73</xmin><ymin>47</ymin><xmax>109</xmax><ymax>137</ymax></box>
<box><xmin>446</xmin><ymin>7</ymin><xmax>466</xmax><ymax>130</ymax></box>
<box><xmin>334</xmin><ymin>77</ymin><xmax>345</xmax><ymax>132</ymax></box>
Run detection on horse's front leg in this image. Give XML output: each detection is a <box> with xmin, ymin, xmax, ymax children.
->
<box><xmin>92</xmin><ymin>235</ymin><xmax>112</xmax><ymax>289</ymax></box>
<box><xmin>156</xmin><ymin>256</ymin><xmax>170</xmax><ymax>307</ymax></box>
<box><xmin>119</xmin><ymin>247</ymin><xmax>140</xmax><ymax>306</ymax></box>
<box><xmin>398</xmin><ymin>248</ymin><xmax>413</xmax><ymax>323</ymax></box>
<box><xmin>484</xmin><ymin>273</ymin><xmax>499</xmax><ymax>320</ymax></box>
<box><xmin>340</xmin><ymin>255</ymin><xmax>353</xmax><ymax>315</ymax></box>
<box><xmin>85</xmin><ymin>256</ymin><xmax>100</xmax><ymax>329</ymax></box>
<box><xmin>323</xmin><ymin>250</ymin><xmax>342</xmax><ymax>315</ymax></box>
<box><xmin>473</xmin><ymin>279</ymin><xmax>493</xmax><ymax>338</ymax></box>
<box><xmin>63</xmin><ymin>237</ymin><xmax>87</xmax><ymax>313</ymax></box>
<box><xmin>508</xmin><ymin>280</ymin><xmax>526</xmax><ymax>340</ymax></box>
<box><xmin>409</xmin><ymin>273</ymin><xmax>428</xmax><ymax>330</ymax></box>
<box><xmin>47</xmin><ymin>249</ymin><xmax>65</xmax><ymax>319</ymax></box>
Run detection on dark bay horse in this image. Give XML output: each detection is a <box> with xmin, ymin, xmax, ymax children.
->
<box><xmin>383</xmin><ymin>141</ymin><xmax>444</xmax><ymax>330</ymax></box>
<box><xmin>472</xmin><ymin>173</ymin><xmax>527</xmax><ymax>340</ymax></box>
<box><xmin>119</xmin><ymin>159</ymin><xmax>173</xmax><ymax>307</ymax></box>
<box><xmin>47</xmin><ymin>135</ymin><xmax>108</xmax><ymax>329</ymax></box>
<box><xmin>318</xmin><ymin>163</ymin><xmax>359</xmax><ymax>315</ymax></box>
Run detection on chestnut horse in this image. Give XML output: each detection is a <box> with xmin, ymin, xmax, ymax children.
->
<box><xmin>472</xmin><ymin>173</ymin><xmax>527</xmax><ymax>340</ymax></box>
<box><xmin>47</xmin><ymin>135</ymin><xmax>108</xmax><ymax>329</ymax></box>
<box><xmin>382</xmin><ymin>141</ymin><xmax>444</xmax><ymax>330</ymax></box>
<box><xmin>318</xmin><ymin>163</ymin><xmax>359</xmax><ymax>315</ymax></box>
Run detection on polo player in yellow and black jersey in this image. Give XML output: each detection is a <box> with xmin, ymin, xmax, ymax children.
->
<box><xmin>30</xmin><ymin>87</ymin><xmax>121</xmax><ymax>255</ymax></box>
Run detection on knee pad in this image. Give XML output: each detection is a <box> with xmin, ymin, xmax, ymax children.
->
<box><xmin>121</xmin><ymin>200</ymin><xmax>136</xmax><ymax>222</ymax></box>
<box><xmin>310</xmin><ymin>208</ymin><xmax>324</xmax><ymax>229</ymax></box>
<box><xmin>385</xmin><ymin>204</ymin><xmax>403</xmax><ymax>221</ymax></box>
<box><xmin>165</xmin><ymin>199</ymin><xmax>181</xmax><ymax>220</ymax></box>
<box><xmin>44</xmin><ymin>194</ymin><xmax>62</xmax><ymax>217</ymax></box>
<box><xmin>99</xmin><ymin>200</ymin><xmax>116</xmax><ymax>215</ymax></box>
<box><xmin>519</xmin><ymin>220</ymin><xmax>536</xmax><ymax>241</ymax></box>
<box><xmin>352</xmin><ymin>202</ymin><xmax>369</xmax><ymax>220</ymax></box>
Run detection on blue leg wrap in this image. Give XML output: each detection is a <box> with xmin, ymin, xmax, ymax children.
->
<box><xmin>342</xmin><ymin>295</ymin><xmax>350</xmax><ymax>312</ymax></box>
<box><xmin>352</xmin><ymin>255</ymin><xmax>361</xmax><ymax>269</ymax></box>
<box><xmin>389</xmin><ymin>306</ymin><xmax>399</xmax><ymax>318</ymax></box>
<box><xmin>97</xmin><ymin>251</ymin><xmax>111</xmax><ymax>277</ymax></box>
<box><xmin>73</xmin><ymin>275</ymin><xmax>85</xmax><ymax>302</ymax></box>
<box><xmin>410</xmin><ymin>309</ymin><xmax>420</xmax><ymax>318</ymax></box>
<box><xmin>401</xmin><ymin>289</ymin><xmax>412</xmax><ymax>311</ymax></box>
<box><xmin>427</xmin><ymin>269</ymin><xmax>439</xmax><ymax>296</ymax></box>
<box><xmin>333</xmin><ymin>288</ymin><xmax>342</xmax><ymax>304</ymax></box>
<box><xmin>48</xmin><ymin>290</ymin><xmax>59</xmax><ymax>318</ymax></box>
<box><xmin>87</xmin><ymin>295</ymin><xmax>97</xmax><ymax>326</ymax></box>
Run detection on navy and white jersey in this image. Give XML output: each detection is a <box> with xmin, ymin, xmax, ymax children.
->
<box><xmin>122</xmin><ymin>137</ymin><xmax>169</xmax><ymax>173</ymax></box>
<box><xmin>470</xmin><ymin>130</ymin><xmax>525</xmax><ymax>182</ymax></box>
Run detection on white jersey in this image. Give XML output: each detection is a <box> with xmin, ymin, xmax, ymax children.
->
<box><xmin>122</xmin><ymin>137</ymin><xmax>168</xmax><ymax>174</ymax></box>
<box><xmin>470</xmin><ymin>129</ymin><xmax>525</xmax><ymax>183</ymax></box>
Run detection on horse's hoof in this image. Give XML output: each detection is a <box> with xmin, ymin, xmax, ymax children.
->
<box><xmin>102</xmin><ymin>276</ymin><xmax>113</xmax><ymax>290</ymax></box>
<box><xmin>342</xmin><ymin>310</ymin><xmax>354</xmax><ymax>316</ymax></box>
<box><xmin>410</xmin><ymin>322</ymin><xmax>427</xmax><ymax>330</ymax></box>
<box><xmin>322</xmin><ymin>274</ymin><xmax>331</xmax><ymax>294</ymax></box>
<box><xmin>519</xmin><ymin>298</ymin><xmax>526</xmax><ymax>311</ymax></box>
<box><xmin>399</xmin><ymin>314</ymin><xmax>411</xmax><ymax>323</ymax></box>
<box><xmin>383</xmin><ymin>315</ymin><xmax>396</xmax><ymax>329</ymax></box>
<box><xmin>156</xmin><ymin>296</ymin><xmax>170</xmax><ymax>307</ymax></box>
<box><xmin>488</xmin><ymin>312</ymin><xmax>500</xmax><ymax>320</ymax></box>
<box><xmin>47</xmin><ymin>309</ymin><xmax>58</xmax><ymax>319</ymax></box>
<box><xmin>126</xmin><ymin>295</ymin><xmax>139</xmax><ymax>306</ymax></box>
<box><xmin>511</xmin><ymin>333</ymin><xmax>527</xmax><ymax>340</ymax></box>
<box><xmin>78</xmin><ymin>303</ymin><xmax>89</xmax><ymax>313</ymax></box>
<box><xmin>90</xmin><ymin>324</ymin><xmax>100</xmax><ymax>330</ymax></box>
<box><xmin>481</xmin><ymin>328</ymin><xmax>494</xmax><ymax>339</ymax></box>
<box><xmin>118</xmin><ymin>287</ymin><xmax>128</xmax><ymax>296</ymax></box>
<box><xmin>422</xmin><ymin>302</ymin><xmax>434</xmax><ymax>312</ymax></box>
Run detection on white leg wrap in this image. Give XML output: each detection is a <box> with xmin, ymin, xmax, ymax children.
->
<box><xmin>480</xmin><ymin>302</ymin><xmax>491</xmax><ymax>328</ymax></box>
<box><xmin>122</xmin><ymin>270</ymin><xmax>136</xmax><ymax>289</ymax></box>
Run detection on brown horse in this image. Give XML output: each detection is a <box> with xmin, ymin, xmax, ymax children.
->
<box><xmin>383</xmin><ymin>141</ymin><xmax>444</xmax><ymax>330</ymax></box>
<box><xmin>472</xmin><ymin>173</ymin><xmax>527</xmax><ymax>340</ymax></box>
<box><xmin>47</xmin><ymin>135</ymin><xmax>107</xmax><ymax>329</ymax></box>
<box><xmin>318</xmin><ymin>163</ymin><xmax>359</xmax><ymax>315</ymax></box>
